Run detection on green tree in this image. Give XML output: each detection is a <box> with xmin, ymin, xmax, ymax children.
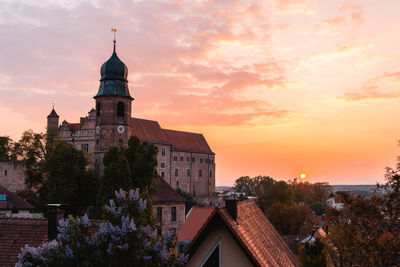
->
<box><xmin>0</xmin><ymin>136</ymin><xmax>15</xmax><ymax>160</ymax></box>
<box><xmin>267</xmin><ymin>202</ymin><xmax>313</xmax><ymax>235</ymax></box>
<box><xmin>257</xmin><ymin>180</ymin><xmax>294</xmax><ymax>211</ymax></box>
<box><xmin>44</xmin><ymin>141</ymin><xmax>98</xmax><ymax>215</ymax></box>
<box><xmin>309</xmin><ymin>201</ymin><xmax>327</xmax><ymax>216</ymax></box>
<box><xmin>14</xmin><ymin>130</ymin><xmax>98</xmax><ymax>215</ymax></box>
<box><xmin>97</xmin><ymin>136</ymin><xmax>158</xmax><ymax>213</ymax></box>
<box><xmin>233</xmin><ymin>175</ymin><xmax>274</xmax><ymax>196</ymax></box>
<box><xmin>299</xmin><ymin>239</ymin><xmax>327</xmax><ymax>267</ymax></box>
<box><xmin>289</xmin><ymin>179</ymin><xmax>332</xmax><ymax>204</ymax></box>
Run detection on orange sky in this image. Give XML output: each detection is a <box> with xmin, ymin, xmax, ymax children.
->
<box><xmin>1</xmin><ymin>0</ymin><xmax>400</xmax><ymax>186</ymax></box>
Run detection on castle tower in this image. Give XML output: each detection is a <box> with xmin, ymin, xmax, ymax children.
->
<box><xmin>47</xmin><ymin>107</ymin><xmax>59</xmax><ymax>139</ymax></box>
<box><xmin>93</xmin><ymin>40</ymin><xmax>133</xmax><ymax>173</ymax></box>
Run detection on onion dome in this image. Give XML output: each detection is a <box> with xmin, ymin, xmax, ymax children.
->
<box><xmin>94</xmin><ymin>42</ymin><xmax>133</xmax><ymax>100</ymax></box>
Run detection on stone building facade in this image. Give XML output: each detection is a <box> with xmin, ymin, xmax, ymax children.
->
<box><xmin>0</xmin><ymin>160</ymin><xmax>25</xmax><ymax>193</ymax></box>
<box><xmin>48</xmin><ymin>42</ymin><xmax>216</xmax><ymax>196</ymax></box>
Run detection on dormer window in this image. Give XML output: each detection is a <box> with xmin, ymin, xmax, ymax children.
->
<box><xmin>117</xmin><ymin>102</ymin><xmax>124</xmax><ymax>117</ymax></box>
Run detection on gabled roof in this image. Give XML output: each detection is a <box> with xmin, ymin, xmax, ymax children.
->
<box><xmin>131</xmin><ymin>117</ymin><xmax>214</xmax><ymax>154</ymax></box>
<box><xmin>152</xmin><ymin>177</ymin><xmax>187</xmax><ymax>204</ymax></box>
<box><xmin>0</xmin><ymin>185</ymin><xmax>34</xmax><ymax>210</ymax></box>
<box><xmin>185</xmin><ymin>200</ymin><xmax>300</xmax><ymax>267</ymax></box>
<box><xmin>178</xmin><ymin>207</ymin><xmax>214</xmax><ymax>243</ymax></box>
<box><xmin>0</xmin><ymin>218</ymin><xmax>48</xmax><ymax>266</ymax></box>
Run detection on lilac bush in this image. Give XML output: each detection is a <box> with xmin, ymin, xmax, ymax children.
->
<box><xmin>16</xmin><ymin>188</ymin><xmax>189</xmax><ymax>267</ymax></box>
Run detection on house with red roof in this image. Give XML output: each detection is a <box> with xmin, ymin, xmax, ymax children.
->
<box><xmin>179</xmin><ymin>199</ymin><xmax>300</xmax><ymax>267</ymax></box>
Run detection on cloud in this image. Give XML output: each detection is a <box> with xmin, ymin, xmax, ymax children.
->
<box><xmin>318</xmin><ymin>5</ymin><xmax>363</xmax><ymax>35</ymax></box>
<box><xmin>342</xmin><ymin>72</ymin><xmax>400</xmax><ymax>102</ymax></box>
<box><xmin>0</xmin><ymin>0</ymin><xmax>292</xmax><ymax>129</ymax></box>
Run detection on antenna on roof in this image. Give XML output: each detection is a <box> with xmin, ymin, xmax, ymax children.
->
<box><xmin>111</xmin><ymin>27</ymin><xmax>117</xmax><ymax>52</ymax></box>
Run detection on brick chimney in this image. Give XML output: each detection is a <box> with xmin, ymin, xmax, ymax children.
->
<box><xmin>225</xmin><ymin>199</ymin><xmax>238</xmax><ymax>221</ymax></box>
<box><xmin>46</xmin><ymin>204</ymin><xmax>64</xmax><ymax>241</ymax></box>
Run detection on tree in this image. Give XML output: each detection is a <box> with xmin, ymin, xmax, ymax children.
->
<box><xmin>257</xmin><ymin>180</ymin><xmax>294</xmax><ymax>211</ymax></box>
<box><xmin>298</xmin><ymin>239</ymin><xmax>327</xmax><ymax>267</ymax></box>
<box><xmin>97</xmin><ymin>136</ymin><xmax>158</xmax><ymax>212</ymax></box>
<box><xmin>325</xmin><ymin>167</ymin><xmax>400</xmax><ymax>266</ymax></box>
<box><xmin>267</xmin><ymin>202</ymin><xmax>313</xmax><ymax>235</ymax></box>
<box><xmin>289</xmin><ymin>179</ymin><xmax>332</xmax><ymax>204</ymax></box>
<box><xmin>16</xmin><ymin>188</ymin><xmax>188</xmax><ymax>267</ymax></box>
<box><xmin>44</xmin><ymin>141</ymin><xmax>98</xmax><ymax>215</ymax></box>
<box><xmin>0</xmin><ymin>136</ymin><xmax>15</xmax><ymax>160</ymax></box>
<box><xmin>233</xmin><ymin>175</ymin><xmax>274</xmax><ymax>196</ymax></box>
<box><xmin>13</xmin><ymin>130</ymin><xmax>98</xmax><ymax>215</ymax></box>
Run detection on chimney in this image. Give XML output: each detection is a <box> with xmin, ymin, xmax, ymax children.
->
<box><xmin>225</xmin><ymin>199</ymin><xmax>238</xmax><ymax>221</ymax></box>
<box><xmin>46</xmin><ymin>204</ymin><xmax>64</xmax><ymax>241</ymax></box>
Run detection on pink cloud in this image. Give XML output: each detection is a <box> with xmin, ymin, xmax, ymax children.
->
<box><xmin>342</xmin><ymin>72</ymin><xmax>400</xmax><ymax>102</ymax></box>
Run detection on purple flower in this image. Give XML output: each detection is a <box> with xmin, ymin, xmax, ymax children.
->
<box><xmin>138</xmin><ymin>198</ymin><xmax>147</xmax><ymax>212</ymax></box>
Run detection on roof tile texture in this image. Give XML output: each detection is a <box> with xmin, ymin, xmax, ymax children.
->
<box><xmin>221</xmin><ymin>201</ymin><xmax>300</xmax><ymax>267</ymax></box>
<box><xmin>0</xmin><ymin>218</ymin><xmax>48</xmax><ymax>267</ymax></box>
<box><xmin>152</xmin><ymin>177</ymin><xmax>187</xmax><ymax>204</ymax></box>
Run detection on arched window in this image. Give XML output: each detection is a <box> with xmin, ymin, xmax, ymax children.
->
<box><xmin>117</xmin><ymin>102</ymin><xmax>124</xmax><ymax>117</ymax></box>
<box><xmin>96</xmin><ymin>102</ymin><xmax>101</xmax><ymax>117</ymax></box>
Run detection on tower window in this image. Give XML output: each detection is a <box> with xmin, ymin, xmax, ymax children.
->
<box><xmin>81</xmin><ymin>144</ymin><xmax>89</xmax><ymax>152</ymax></box>
<box><xmin>161</xmin><ymin>162</ymin><xmax>165</xmax><ymax>168</ymax></box>
<box><xmin>96</xmin><ymin>102</ymin><xmax>101</xmax><ymax>117</ymax></box>
<box><xmin>161</xmin><ymin>148</ymin><xmax>165</xmax><ymax>156</ymax></box>
<box><xmin>161</xmin><ymin>172</ymin><xmax>165</xmax><ymax>178</ymax></box>
<box><xmin>117</xmin><ymin>102</ymin><xmax>125</xmax><ymax>117</ymax></box>
<box><xmin>199</xmin><ymin>170</ymin><xmax>202</xmax><ymax>177</ymax></box>
<box><xmin>175</xmin><ymin>169</ymin><xmax>179</xmax><ymax>177</ymax></box>
<box><xmin>210</xmin><ymin>171</ymin><xmax>212</xmax><ymax>178</ymax></box>
<box><xmin>118</xmin><ymin>139</ymin><xmax>123</xmax><ymax>147</ymax></box>
<box><xmin>4</xmin><ymin>170</ymin><xmax>7</xmax><ymax>176</ymax></box>
<box><xmin>180</xmin><ymin>156</ymin><xmax>184</xmax><ymax>162</ymax></box>
<box><xmin>187</xmin><ymin>169</ymin><xmax>191</xmax><ymax>177</ymax></box>
<box><xmin>173</xmin><ymin>156</ymin><xmax>177</xmax><ymax>161</ymax></box>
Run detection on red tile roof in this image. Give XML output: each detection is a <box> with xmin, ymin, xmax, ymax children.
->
<box><xmin>0</xmin><ymin>185</ymin><xmax>34</xmax><ymax>210</ymax></box>
<box><xmin>185</xmin><ymin>200</ymin><xmax>300</xmax><ymax>267</ymax></box>
<box><xmin>131</xmin><ymin>117</ymin><xmax>213</xmax><ymax>154</ymax></box>
<box><xmin>152</xmin><ymin>177</ymin><xmax>187</xmax><ymax>204</ymax></box>
<box><xmin>0</xmin><ymin>218</ymin><xmax>48</xmax><ymax>267</ymax></box>
<box><xmin>178</xmin><ymin>207</ymin><xmax>214</xmax><ymax>242</ymax></box>
<box><xmin>68</xmin><ymin>123</ymin><xmax>81</xmax><ymax>131</ymax></box>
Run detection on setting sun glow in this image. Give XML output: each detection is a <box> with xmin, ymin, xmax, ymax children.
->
<box><xmin>300</xmin><ymin>173</ymin><xmax>307</xmax><ymax>180</ymax></box>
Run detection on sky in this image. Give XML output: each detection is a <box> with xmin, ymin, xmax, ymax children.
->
<box><xmin>1</xmin><ymin>0</ymin><xmax>400</xmax><ymax>186</ymax></box>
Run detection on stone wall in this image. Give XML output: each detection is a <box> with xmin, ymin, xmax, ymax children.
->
<box><xmin>0</xmin><ymin>160</ymin><xmax>26</xmax><ymax>193</ymax></box>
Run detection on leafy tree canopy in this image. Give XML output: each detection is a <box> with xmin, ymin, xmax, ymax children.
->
<box><xmin>233</xmin><ymin>175</ymin><xmax>274</xmax><ymax>196</ymax></box>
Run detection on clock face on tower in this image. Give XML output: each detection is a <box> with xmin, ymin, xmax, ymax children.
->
<box><xmin>117</xmin><ymin>125</ymin><xmax>125</xmax><ymax>133</ymax></box>
<box><xmin>95</xmin><ymin>126</ymin><xmax>100</xmax><ymax>134</ymax></box>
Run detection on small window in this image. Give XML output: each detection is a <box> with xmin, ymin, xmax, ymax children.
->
<box><xmin>96</xmin><ymin>102</ymin><xmax>101</xmax><ymax>117</ymax></box>
<box><xmin>209</xmin><ymin>171</ymin><xmax>212</xmax><ymax>178</ymax></box>
<box><xmin>161</xmin><ymin>148</ymin><xmax>165</xmax><ymax>156</ymax></box>
<box><xmin>117</xmin><ymin>102</ymin><xmax>125</xmax><ymax>117</ymax></box>
<box><xmin>4</xmin><ymin>170</ymin><xmax>7</xmax><ymax>176</ymax></box>
<box><xmin>171</xmin><ymin>207</ymin><xmax>176</xmax><ymax>222</ymax></box>
<box><xmin>187</xmin><ymin>169</ymin><xmax>191</xmax><ymax>177</ymax></box>
<box><xmin>199</xmin><ymin>170</ymin><xmax>202</xmax><ymax>177</ymax></box>
<box><xmin>200</xmin><ymin>158</ymin><xmax>203</xmax><ymax>163</ymax></box>
<box><xmin>175</xmin><ymin>169</ymin><xmax>179</xmax><ymax>177</ymax></box>
<box><xmin>177</xmin><ymin>181</ymin><xmax>179</xmax><ymax>186</ymax></box>
<box><xmin>81</xmin><ymin>144</ymin><xmax>89</xmax><ymax>152</ymax></box>
<box><xmin>118</xmin><ymin>139</ymin><xmax>123</xmax><ymax>147</ymax></box>
<box><xmin>171</xmin><ymin>227</ymin><xmax>176</xmax><ymax>233</ymax></box>
<box><xmin>161</xmin><ymin>162</ymin><xmax>165</xmax><ymax>168</ymax></box>
<box><xmin>187</xmin><ymin>157</ymin><xmax>190</xmax><ymax>162</ymax></box>
<box><xmin>161</xmin><ymin>172</ymin><xmax>165</xmax><ymax>178</ymax></box>
<box><xmin>211</xmin><ymin>159</ymin><xmax>214</xmax><ymax>164</ymax></box>
<box><xmin>96</xmin><ymin>139</ymin><xmax>99</xmax><ymax>145</ymax></box>
<box><xmin>191</xmin><ymin>157</ymin><xmax>195</xmax><ymax>163</ymax></box>
<box><xmin>173</xmin><ymin>156</ymin><xmax>177</xmax><ymax>161</ymax></box>
<box><xmin>157</xmin><ymin>207</ymin><xmax>162</xmax><ymax>222</ymax></box>
<box><xmin>180</xmin><ymin>156</ymin><xmax>184</xmax><ymax>162</ymax></box>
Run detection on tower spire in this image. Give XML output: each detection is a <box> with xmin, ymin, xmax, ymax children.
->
<box><xmin>111</xmin><ymin>27</ymin><xmax>117</xmax><ymax>53</ymax></box>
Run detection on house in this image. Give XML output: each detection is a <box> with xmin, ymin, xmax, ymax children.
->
<box><xmin>181</xmin><ymin>200</ymin><xmax>300</xmax><ymax>267</ymax></box>
<box><xmin>152</xmin><ymin>176</ymin><xmax>187</xmax><ymax>234</ymax></box>
<box><xmin>0</xmin><ymin>185</ymin><xmax>34</xmax><ymax>215</ymax></box>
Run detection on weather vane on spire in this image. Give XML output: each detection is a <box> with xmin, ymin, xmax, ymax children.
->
<box><xmin>111</xmin><ymin>28</ymin><xmax>117</xmax><ymax>43</ymax></box>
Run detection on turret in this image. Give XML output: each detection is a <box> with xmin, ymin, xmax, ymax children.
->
<box><xmin>47</xmin><ymin>107</ymin><xmax>59</xmax><ymax>134</ymax></box>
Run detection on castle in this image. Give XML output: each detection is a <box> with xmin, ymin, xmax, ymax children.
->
<box><xmin>47</xmin><ymin>41</ymin><xmax>215</xmax><ymax>197</ymax></box>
